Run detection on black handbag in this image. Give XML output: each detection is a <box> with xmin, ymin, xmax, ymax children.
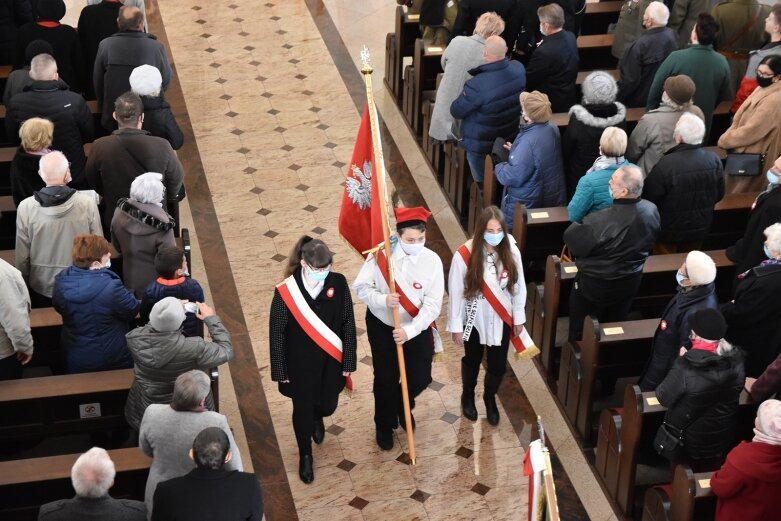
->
<box><xmin>654</xmin><ymin>422</ymin><xmax>686</xmax><ymax>460</ymax></box>
<box><xmin>491</xmin><ymin>137</ymin><xmax>510</xmax><ymax>164</ymax></box>
<box><xmin>724</xmin><ymin>152</ymin><xmax>765</xmax><ymax>176</ymax></box>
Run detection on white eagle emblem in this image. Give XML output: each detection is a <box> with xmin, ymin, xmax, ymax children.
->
<box><xmin>346</xmin><ymin>160</ymin><xmax>372</xmax><ymax>210</ymax></box>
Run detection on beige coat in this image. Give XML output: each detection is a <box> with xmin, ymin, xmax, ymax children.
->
<box><xmin>0</xmin><ymin>259</ymin><xmax>33</xmax><ymax>361</ymax></box>
<box><xmin>719</xmin><ymin>81</ymin><xmax>781</xmax><ymax>193</ymax></box>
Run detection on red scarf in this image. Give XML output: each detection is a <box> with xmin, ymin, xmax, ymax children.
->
<box><xmin>691</xmin><ymin>338</ymin><xmax>719</xmax><ymax>353</ymax></box>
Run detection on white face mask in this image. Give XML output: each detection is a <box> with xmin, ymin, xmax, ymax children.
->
<box><xmin>399</xmin><ymin>240</ymin><xmax>425</xmax><ymax>256</ymax></box>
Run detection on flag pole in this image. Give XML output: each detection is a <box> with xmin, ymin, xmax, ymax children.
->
<box><xmin>359</xmin><ymin>46</ymin><xmax>417</xmax><ymax>465</ymax></box>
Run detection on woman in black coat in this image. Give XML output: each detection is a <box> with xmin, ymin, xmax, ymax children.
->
<box><xmin>269</xmin><ymin>236</ymin><xmax>357</xmax><ymax>484</ymax></box>
<box><xmin>656</xmin><ymin>308</ymin><xmax>745</xmax><ymax>472</ymax></box>
<box><xmin>9</xmin><ymin>116</ymin><xmax>52</xmax><ymax>206</ymax></box>
<box><xmin>129</xmin><ymin>64</ymin><xmax>184</xmax><ymax>150</ymax></box>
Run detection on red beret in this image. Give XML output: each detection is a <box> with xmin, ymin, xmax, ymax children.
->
<box><xmin>394</xmin><ymin>206</ymin><xmax>432</xmax><ymax>228</ymax></box>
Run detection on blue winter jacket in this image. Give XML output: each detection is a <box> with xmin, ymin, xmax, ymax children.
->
<box><xmin>450</xmin><ymin>58</ymin><xmax>526</xmax><ymax>154</ymax></box>
<box><xmin>53</xmin><ymin>265</ymin><xmax>140</xmax><ymax>373</ymax></box>
<box><xmin>567</xmin><ymin>159</ymin><xmax>630</xmax><ymax>223</ymax></box>
<box><xmin>494</xmin><ymin>122</ymin><xmax>566</xmax><ymax>229</ymax></box>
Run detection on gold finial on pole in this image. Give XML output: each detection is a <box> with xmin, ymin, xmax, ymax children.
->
<box><xmin>360</xmin><ymin>45</ymin><xmax>373</xmax><ymax>75</ymax></box>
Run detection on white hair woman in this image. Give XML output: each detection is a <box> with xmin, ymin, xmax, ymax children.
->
<box><xmin>139</xmin><ymin>370</ymin><xmax>242</xmax><ymax>517</ymax></box>
<box><xmin>110</xmin><ymin>172</ymin><xmax>176</xmax><ymax>297</ymax></box>
<box><xmin>129</xmin><ymin>64</ymin><xmax>184</xmax><ymax>150</ymax></box>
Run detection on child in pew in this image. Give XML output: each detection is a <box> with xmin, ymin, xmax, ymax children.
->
<box><xmin>139</xmin><ymin>247</ymin><xmax>204</xmax><ymax>337</ymax></box>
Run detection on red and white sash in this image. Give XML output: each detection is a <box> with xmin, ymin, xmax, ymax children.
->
<box><xmin>276</xmin><ymin>276</ymin><xmax>353</xmax><ymax>391</ymax></box>
<box><xmin>456</xmin><ymin>243</ymin><xmax>538</xmax><ymax>357</ymax></box>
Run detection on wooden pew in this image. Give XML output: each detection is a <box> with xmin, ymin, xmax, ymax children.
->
<box><xmin>442</xmin><ymin>141</ymin><xmax>471</xmax><ymax>224</ymax></box>
<box><xmin>595</xmin><ymin>385</ymin><xmax>756</xmax><ymax>517</ymax></box>
<box><xmin>581</xmin><ymin>1</ymin><xmax>622</xmax><ymax>35</ymax></box>
<box><xmin>0</xmin><ymin>447</ymin><xmax>150</xmax><ymax>521</ymax></box>
<box><xmin>385</xmin><ymin>6</ymin><xmax>421</xmax><ymax>105</ymax></box>
<box><xmin>403</xmin><ymin>39</ymin><xmax>443</xmax><ymax>136</ymax></box>
<box><xmin>642</xmin><ymin>465</ymin><xmax>715</xmax><ymax>521</ymax></box>
<box><xmin>577</xmin><ymin>33</ymin><xmax>617</xmax><ymax>69</ymax></box>
<box><xmin>558</xmin><ymin>316</ymin><xmax>658</xmax><ymax>443</ymax></box>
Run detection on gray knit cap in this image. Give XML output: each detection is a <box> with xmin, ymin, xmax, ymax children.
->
<box><xmin>582</xmin><ymin>71</ymin><xmax>618</xmax><ymax>105</ymax></box>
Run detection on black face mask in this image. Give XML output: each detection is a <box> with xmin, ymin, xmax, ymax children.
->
<box><xmin>757</xmin><ymin>76</ymin><xmax>775</xmax><ymax>88</ymax></box>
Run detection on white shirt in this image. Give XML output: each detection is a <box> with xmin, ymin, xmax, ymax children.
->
<box><xmin>446</xmin><ymin>238</ymin><xmax>527</xmax><ymax>346</ymax></box>
<box><xmin>353</xmin><ymin>244</ymin><xmax>444</xmax><ymax>341</ymax></box>
<box><xmin>302</xmin><ymin>275</ymin><xmax>324</xmax><ymax>300</ymax></box>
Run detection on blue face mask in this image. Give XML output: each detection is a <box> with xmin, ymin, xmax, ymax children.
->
<box><xmin>767</xmin><ymin>169</ymin><xmax>779</xmax><ymax>185</ymax></box>
<box><xmin>104</xmin><ymin>259</ymin><xmax>111</xmax><ymax>269</ymax></box>
<box><xmin>608</xmin><ymin>186</ymin><xmax>614</xmax><ymax>199</ymax></box>
<box><xmin>765</xmin><ymin>244</ymin><xmax>774</xmax><ymax>259</ymax></box>
<box><xmin>306</xmin><ymin>267</ymin><xmax>330</xmax><ymax>282</ymax></box>
<box><xmin>400</xmin><ymin>241</ymin><xmax>425</xmax><ymax>256</ymax></box>
<box><xmin>484</xmin><ymin>231</ymin><xmax>505</xmax><ymax>247</ymax></box>
<box><xmin>675</xmin><ymin>271</ymin><xmax>686</xmax><ymax>286</ymax></box>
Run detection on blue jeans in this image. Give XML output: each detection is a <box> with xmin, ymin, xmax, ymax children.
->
<box><xmin>466</xmin><ymin>151</ymin><xmax>486</xmax><ymax>183</ymax></box>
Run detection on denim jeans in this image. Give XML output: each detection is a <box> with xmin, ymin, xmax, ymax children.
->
<box><xmin>466</xmin><ymin>151</ymin><xmax>486</xmax><ymax>183</ymax></box>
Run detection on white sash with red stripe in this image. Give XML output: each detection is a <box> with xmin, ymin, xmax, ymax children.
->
<box><xmin>276</xmin><ymin>276</ymin><xmax>353</xmax><ymax>390</ymax></box>
<box><xmin>456</xmin><ymin>243</ymin><xmax>538</xmax><ymax>358</ymax></box>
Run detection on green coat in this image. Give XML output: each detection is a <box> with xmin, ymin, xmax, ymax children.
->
<box><xmin>646</xmin><ymin>44</ymin><xmax>733</xmax><ymax>136</ymax></box>
<box><xmin>611</xmin><ymin>0</ymin><xmax>654</xmax><ymax>59</ymax></box>
<box><xmin>712</xmin><ymin>0</ymin><xmax>771</xmax><ymax>91</ymax></box>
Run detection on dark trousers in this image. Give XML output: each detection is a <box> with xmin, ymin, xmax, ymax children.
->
<box><xmin>0</xmin><ymin>355</ymin><xmax>23</xmax><ymax>380</ymax></box>
<box><xmin>463</xmin><ymin>324</ymin><xmax>510</xmax><ymax>377</ymax></box>
<box><xmin>366</xmin><ymin>310</ymin><xmax>434</xmax><ymax>430</ymax></box>
<box><xmin>29</xmin><ymin>289</ymin><xmax>52</xmax><ymax>309</ymax></box>
<box><xmin>292</xmin><ymin>394</ymin><xmax>339</xmax><ymax>456</ymax></box>
<box><xmin>568</xmin><ymin>273</ymin><xmax>643</xmax><ymax>342</ymax></box>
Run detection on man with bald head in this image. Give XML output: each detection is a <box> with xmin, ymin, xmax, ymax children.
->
<box><xmin>15</xmin><ymin>151</ymin><xmax>103</xmax><ymax>306</ymax></box>
<box><xmin>94</xmin><ymin>5</ymin><xmax>171</xmax><ymax>130</ymax></box>
<box><xmin>563</xmin><ymin>165</ymin><xmax>661</xmax><ymax>341</ymax></box>
<box><xmin>451</xmin><ymin>35</ymin><xmax>526</xmax><ymax>183</ymax></box>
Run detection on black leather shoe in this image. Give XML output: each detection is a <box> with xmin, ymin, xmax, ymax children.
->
<box><xmin>461</xmin><ymin>394</ymin><xmax>478</xmax><ymax>421</ymax></box>
<box><xmin>376</xmin><ymin>427</ymin><xmax>394</xmax><ymax>450</ymax></box>
<box><xmin>312</xmin><ymin>417</ymin><xmax>325</xmax><ymax>444</ymax></box>
<box><xmin>299</xmin><ymin>454</ymin><xmax>314</xmax><ymax>483</ymax></box>
<box><xmin>398</xmin><ymin>412</ymin><xmax>416</xmax><ymax>432</ymax></box>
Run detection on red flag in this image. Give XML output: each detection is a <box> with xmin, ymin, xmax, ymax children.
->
<box><xmin>338</xmin><ymin>103</ymin><xmax>387</xmax><ymax>256</ymax></box>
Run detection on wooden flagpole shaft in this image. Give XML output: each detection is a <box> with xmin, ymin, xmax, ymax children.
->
<box><xmin>360</xmin><ymin>48</ymin><xmax>416</xmax><ymax>465</ymax></box>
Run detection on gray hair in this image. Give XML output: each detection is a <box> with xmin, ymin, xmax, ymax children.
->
<box><xmin>474</xmin><ymin>11</ymin><xmax>505</xmax><ymax>38</ymax></box>
<box><xmin>192</xmin><ymin>427</ymin><xmax>230</xmax><ymax>470</ymax></box>
<box><xmin>645</xmin><ymin>1</ymin><xmax>669</xmax><ymax>26</ymax></box>
<box><xmin>30</xmin><ymin>53</ymin><xmax>57</xmax><ymax>81</ymax></box>
<box><xmin>617</xmin><ymin>165</ymin><xmax>644</xmax><ymax>197</ymax></box>
<box><xmin>71</xmin><ymin>447</ymin><xmax>116</xmax><ymax>498</ymax></box>
<box><xmin>674</xmin><ymin>112</ymin><xmax>705</xmax><ymax>145</ymax></box>
<box><xmin>38</xmin><ymin>151</ymin><xmax>69</xmax><ymax>184</ymax></box>
<box><xmin>538</xmin><ymin>3</ymin><xmax>565</xmax><ymax>29</ymax></box>
<box><xmin>765</xmin><ymin>223</ymin><xmax>781</xmax><ymax>256</ymax></box>
<box><xmin>129</xmin><ymin>172</ymin><xmax>165</xmax><ymax>205</ymax></box>
<box><xmin>171</xmin><ymin>370</ymin><xmax>211</xmax><ymax>411</ymax></box>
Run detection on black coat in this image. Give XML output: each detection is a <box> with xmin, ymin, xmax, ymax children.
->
<box><xmin>451</xmin><ymin>0</ymin><xmax>524</xmax><ymax>51</ymax></box>
<box><xmin>269</xmin><ymin>269</ymin><xmax>357</xmax><ymax>399</ymax></box>
<box><xmin>639</xmin><ymin>283</ymin><xmax>719</xmax><ymax>391</ymax></box>
<box><xmin>642</xmin><ymin>144</ymin><xmax>725</xmax><ymax>244</ymax></box>
<box><xmin>726</xmin><ymin>185</ymin><xmax>781</xmax><ymax>278</ymax></box>
<box><xmin>617</xmin><ymin>27</ymin><xmax>678</xmax><ymax>108</ymax></box>
<box><xmin>721</xmin><ymin>263</ymin><xmax>781</xmax><ymax>377</ymax></box>
<box><xmin>77</xmin><ymin>0</ymin><xmax>122</xmax><ymax>99</ymax></box>
<box><xmin>657</xmin><ymin>348</ymin><xmax>744</xmax><ymax>460</ymax></box>
<box><xmin>140</xmin><ymin>95</ymin><xmax>183</xmax><ymax>150</ymax></box>
<box><xmin>9</xmin><ymin>147</ymin><xmax>45</xmax><ymax>206</ymax></box>
<box><xmin>151</xmin><ymin>469</ymin><xmax>263</xmax><ymax>521</ymax></box>
<box><xmin>4</xmin><ymin>80</ymin><xmax>94</xmax><ymax>185</ymax></box>
<box><xmin>14</xmin><ymin>22</ymin><xmax>85</xmax><ymax>93</ymax></box>
<box><xmin>525</xmin><ymin>29</ymin><xmax>579</xmax><ymax>113</ymax></box>
<box><xmin>562</xmin><ymin>102</ymin><xmax>627</xmax><ymax>197</ymax></box>
<box><xmin>0</xmin><ymin>0</ymin><xmax>33</xmax><ymax>65</ymax></box>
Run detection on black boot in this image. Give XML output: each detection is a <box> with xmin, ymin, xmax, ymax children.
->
<box><xmin>299</xmin><ymin>454</ymin><xmax>314</xmax><ymax>483</ymax></box>
<box><xmin>312</xmin><ymin>417</ymin><xmax>325</xmax><ymax>444</ymax></box>
<box><xmin>484</xmin><ymin>372</ymin><xmax>503</xmax><ymax>426</ymax></box>
<box><xmin>376</xmin><ymin>427</ymin><xmax>394</xmax><ymax>450</ymax></box>
<box><xmin>398</xmin><ymin>410</ymin><xmax>416</xmax><ymax>432</ymax></box>
<box><xmin>461</xmin><ymin>361</ymin><xmax>479</xmax><ymax>421</ymax></box>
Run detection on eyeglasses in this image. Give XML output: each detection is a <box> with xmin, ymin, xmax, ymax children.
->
<box><xmin>307</xmin><ymin>263</ymin><xmax>331</xmax><ymax>273</ymax></box>
<box><xmin>486</xmin><ymin>252</ymin><xmax>497</xmax><ymax>276</ymax></box>
<box><xmin>757</xmin><ymin>69</ymin><xmax>776</xmax><ymax>78</ymax></box>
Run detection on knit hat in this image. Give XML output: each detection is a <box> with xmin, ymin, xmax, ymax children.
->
<box><xmin>129</xmin><ymin>65</ymin><xmax>163</xmax><ymax>97</ymax></box>
<box><xmin>754</xmin><ymin>399</ymin><xmax>781</xmax><ymax>446</ymax></box>
<box><xmin>663</xmin><ymin>75</ymin><xmax>696</xmax><ymax>105</ymax></box>
<box><xmin>689</xmin><ymin>308</ymin><xmax>727</xmax><ymax>341</ymax></box>
<box><xmin>685</xmin><ymin>250</ymin><xmax>716</xmax><ymax>286</ymax></box>
<box><xmin>581</xmin><ymin>71</ymin><xmax>618</xmax><ymax>105</ymax></box>
<box><xmin>520</xmin><ymin>91</ymin><xmax>552</xmax><ymax>123</ymax></box>
<box><xmin>36</xmin><ymin>0</ymin><xmax>66</xmax><ymax>21</ymax></box>
<box><xmin>149</xmin><ymin>297</ymin><xmax>186</xmax><ymax>332</ymax></box>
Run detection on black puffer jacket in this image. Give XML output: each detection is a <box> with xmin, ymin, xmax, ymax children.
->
<box><xmin>642</xmin><ymin>144</ymin><xmax>725</xmax><ymax>244</ymax></box>
<box><xmin>564</xmin><ymin>198</ymin><xmax>661</xmax><ymax>280</ymax></box>
<box><xmin>0</xmin><ymin>0</ymin><xmax>33</xmax><ymax>65</ymax></box>
<box><xmin>4</xmin><ymin>80</ymin><xmax>93</xmax><ymax>185</ymax></box>
<box><xmin>656</xmin><ymin>347</ymin><xmax>744</xmax><ymax>460</ymax></box>
<box><xmin>562</xmin><ymin>102</ymin><xmax>627</xmax><ymax>197</ymax></box>
<box><xmin>140</xmin><ymin>94</ymin><xmax>183</xmax><ymax>150</ymax></box>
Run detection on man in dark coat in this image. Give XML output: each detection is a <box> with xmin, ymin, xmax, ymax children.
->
<box><xmin>0</xmin><ymin>0</ymin><xmax>33</xmax><ymax>65</ymax></box>
<box><xmin>93</xmin><ymin>5</ymin><xmax>171</xmax><ymax>130</ymax></box>
<box><xmin>85</xmin><ymin>92</ymin><xmax>183</xmax><ymax>235</ymax></box>
<box><xmin>152</xmin><ymin>427</ymin><xmax>263</xmax><ymax>521</ymax></box>
<box><xmin>39</xmin><ymin>447</ymin><xmax>146</xmax><ymax>520</ymax></box>
<box><xmin>525</xmin><ymin>3</ymin><xmax>578</xmax><ymax>113</ymax></box>
<box><xmin>726</xmin><ymin>154</ymin><xmax>781</xmax><ymax>278</ymax></box>
<box><xmin>564</xmin><ymin>165</ymin><xmax>661</xmax><ymax>341</ymax></box>
<box><xmin>639</xmin><ymin>250</ymin><xmax>719</xmax><ymax>391</ymax></box>
<box><xmin>642</xmin><ymin>112</ymin><xmax>724</xmax><ymax>253</ymax></box>
<box><xmin>5</xmin><ymin>53</ymin><xmax>93</xmax><ymax>187</ymax></box>
<box><xmin>77</xmin><ymin>0</ymin><xmax>124</xmax><ymax>99</ymax></box>
<box><xmin>617</xmin><ymin>1</ymin><xmax>678</xmax><ymax>107</ymax></box>
<box><xmin>722</xmin><ymin>223</ymin><xmax>781</xmax><ymax>377</ymax></box>
<box><xmin>450</xmin><ymin>35</ymin><xmax>525</xmax><ymax>183</ymax></box>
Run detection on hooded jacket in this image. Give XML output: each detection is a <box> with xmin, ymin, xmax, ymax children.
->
<box><xmin>111</xmin><ymin>199</ymin><xmax>176</xmax><ymax>298</ymax></box>
<box><xmin>712</xmin><ymin>441</ymin><xmax>781</xmax><ymax>521</ymax></box>
<box><xmin>15</xmin><ymin>186</ymin><xmax>103</xmax><ymax>298</ymax></box>
<box><xmin>656</xmin><ymin>347</ymin><xmax>745</xmax><ymax>460</ymax></box>
<box><xmin>562</xmin><ymin>103</ymin><xmax>627</xmax><ymax>196</ymax></box>
<box><xmin>639</xmin><ymin>283</ymin><xmax>719</xmax><ymax>391</ymax></box>
<box><xmin>124</xmin><ymin>315</ymin><xmax>234</xmax><ymax>430</ymax></box>
<box><xmin>52</xmin><ymin>265</ymin><xmax>139</xmax><ymax>374</ymax></box>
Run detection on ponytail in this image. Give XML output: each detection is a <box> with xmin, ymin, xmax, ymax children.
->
<box><xmin>284</xmin><ymin>235</ymin><xmax>314</xmax><ymax>278</ymax></box>
<box><xmin>283</xmin><ymin>235</ymin><xmax>333</xmax><ymax>278</ymax></box>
